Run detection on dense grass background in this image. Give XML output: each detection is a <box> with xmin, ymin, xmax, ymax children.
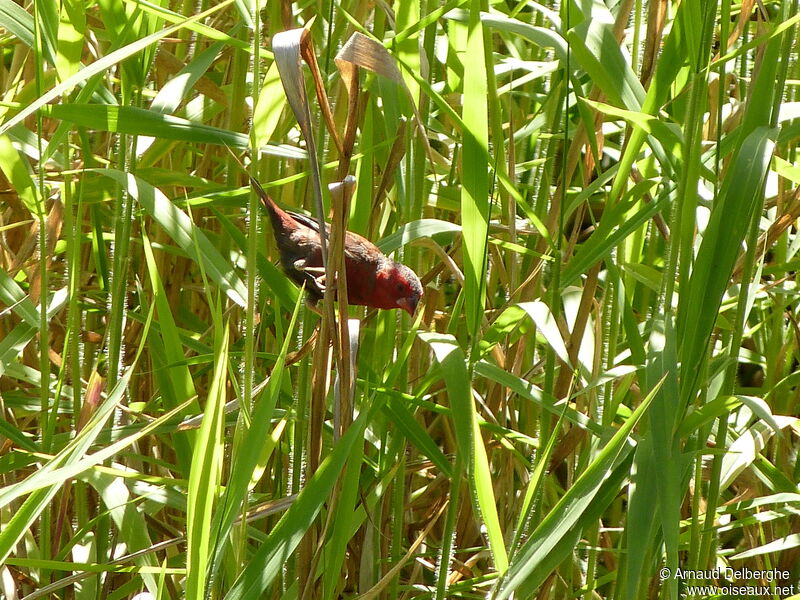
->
<box><xmin>1</xmin><ymin>0</ymin><xmax>799</xmax><ymax>598</ymax></box>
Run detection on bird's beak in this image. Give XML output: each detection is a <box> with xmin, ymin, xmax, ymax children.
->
<box><xmin>397</xmin><ymin>296</ymin><xmax>419</xmax><ymax>316</ymax></box>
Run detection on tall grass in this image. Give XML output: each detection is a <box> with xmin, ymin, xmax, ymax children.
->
<box><xmin>1</xmin><ymin>0</ymin><xmax>799</xmax><ymax>598</ymax></box>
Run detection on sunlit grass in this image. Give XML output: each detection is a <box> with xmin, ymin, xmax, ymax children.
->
<box><xmin>0</xmin><ymin>0</ymin><xmax>799</xmax><ymax>598</ymax></box>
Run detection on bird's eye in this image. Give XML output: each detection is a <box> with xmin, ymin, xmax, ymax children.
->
<box><xmin>397</xmin><ymin>283</ymin><xmax>405</xmax><ymax>293</ymax></box>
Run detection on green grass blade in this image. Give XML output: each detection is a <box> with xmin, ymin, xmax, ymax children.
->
<box><xmin>186</xmin><ymin>325</ymin><xmax>229</xmax><ymax>599</ymax></box>
<box><xmin>677</xmin><ymin>128</ymin><xmax>776</xmax><ymax>395</ymax></box>
<box><xmin>223</xmin><ymin>404</ymin><xmax>379</xmax><ymax>600</ymax></box>
<box><xmin>494</xmin><ymin>376</ymin><xmax>662</xmax><ymax>599</ymax></box>
<box><xmin>0</xmin><ymin>0</ymin><xmax>236</xmax><ymax>136</ymax></box>
<box><xmin>48</xmin><ymin>104</ymin><xmax>247</xmax><ymax>148</ymax></box>
<box><xmin>421</xmin><ymin>333</ymin><xmax>508</xmax><ymax>577</ymax></box>
<box><xmin>208</xmin><ymin>292</ymin><xmax>303</xmax><ymax>577</ymax></box>
<box><xmin>91</xmin><ymin>168</ymin><xmax>248</xmax><ymax>307</ymax></box>
<box><xmin>459</xmin><ymin>0</ymin><xmax>490</xmax><ymax>339</ymax></box>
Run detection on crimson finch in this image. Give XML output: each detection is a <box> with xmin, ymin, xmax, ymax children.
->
<box><xmin>250</xmin><ymin>177</ymin><xmax>423</xmax><ymax>315</ymax></box>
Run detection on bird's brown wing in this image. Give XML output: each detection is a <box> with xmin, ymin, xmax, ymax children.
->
<box><xmin>288</xmin><ymin>210</ymin><xmax>383</xmax><ymax>264</ymax></box>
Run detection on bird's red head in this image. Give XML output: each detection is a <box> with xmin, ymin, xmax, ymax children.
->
<box><xmin>374</xmin><ymin>262</ymin><xmax>423</xmax><ymax>316</ymax></box>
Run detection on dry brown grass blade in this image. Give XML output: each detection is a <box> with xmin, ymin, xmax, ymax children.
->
<box><xmin>640</xmin><ymin>0</ymin><xmax>668</xmax><ymax>85</ymax></box>
<box><xmin>335</xmin><ymin>32</ymin><xmax>433</xmax><ymax>170</ymax></box>
<box><xmin>52</xmin><ymin>371</ymin><xmax>105</xmax><ymax>557</ymax></box>
<box><xmin>733</xmin><ymin>186</ymin><xmax>800</xmax><ymax>280</ymax></box>
<box><xmin>371</xmin><ymin>117</ymin><xmax>408</xmax><ymax>230</ymax></box>
<box><xmin>334</xmin><ymin>55</ymin><xmax>360</xmax><ymax>179</ymax></box>
<box><xmin>27</xmin><ymin>198</ymin><xmax>63</xmax><ymax>304</ymax></box>
<box><xmin>6</xmin><ymin>217</ymin><xmax>39</xmax><ymax>278</ymax></box>
<box><xmin>272</xmin><ymin>28</ymin><xmax>342</xmax><ymax>156</ymax></box>
<box><xmin>298</xmin><ymin>36</ymin><xmax>344</xmax><ymax>156</ymax></box>
<box><xmin>271</xmin><ymin>27</ymin><xmax>342</xmax><ymax>393</ymax></box>
<box><xmin>716</xmin><ymin>0</ymin><xmax>758</xmax><ymax>61</ymax></box>
<box><xmin>328</xmin><ymin>177</ymin><xmax>358</xmax><ymax>441</ymax></box>
<box><xmin>272</xmin><ymin>27</ymin><xmax>332</xmax><ymax>271</ymax></box>
<box><xmin>272</xmin><ymin>30</ymin><xmax>344</xmax><ymax>597</ymax></box>
<box><xmin>549</xmin><ymin>263</ymin><xmax>601</xmax><ymax>469</ymax></box>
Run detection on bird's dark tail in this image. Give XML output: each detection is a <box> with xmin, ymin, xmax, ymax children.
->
<box><xmin>221</xmin><ymin>143</ymin><xmax>299</xmax><ymax>236</ymax></box>
<box><xmin>246</xmin><ymin>173</ymin><xmax>302</xmax><ymax>241</ymax></box>
<box><xmin>248</xmin><ymin>174</ymin><xmax>276</xmax><ymax>214</ymax></box>
<box><xmin>221</xmin><ymin>143</ymin><xmax>280</xmax><ymax>216</ymax></box>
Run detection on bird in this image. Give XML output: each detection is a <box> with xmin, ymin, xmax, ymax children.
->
<box><xmin>249</xmin><ymin>176</ymin><xmax>423</xmax><ymax>316</ymax></box>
